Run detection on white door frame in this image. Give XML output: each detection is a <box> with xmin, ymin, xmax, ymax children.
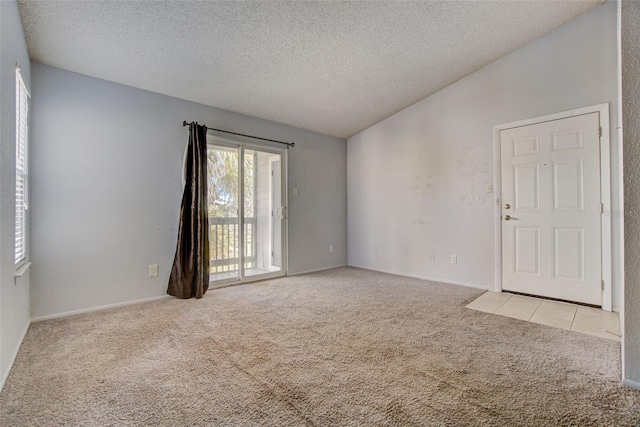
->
<box><xmin>268</xmin><ymin>155</ymin><xmax>282</xmax><ymax>270</ymax></box>
<box><xmin>206</xmin><ymin>135</ymin><xmax>289</xmax><ymax>287</ymax></box>
<box><xmin>493</xmin><ymin>104</ymin><xmax>612</xmax><ymax>311</ymax></box>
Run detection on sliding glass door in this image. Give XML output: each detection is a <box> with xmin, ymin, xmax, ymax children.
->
<box><xmin>207</xmin><ymin>141</ymin><xmax>286</xmax><ymax>286</ymax></box>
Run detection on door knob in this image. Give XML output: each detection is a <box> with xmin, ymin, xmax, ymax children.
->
<box><xmin>504</xmin><ymin>215</ymin><xmax>518</xmax><ymax>221</ymax></box>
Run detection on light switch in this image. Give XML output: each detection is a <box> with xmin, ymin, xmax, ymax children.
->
<box><xmin>292</xmin><ymin>187</ymin><xmax>299</xmax><ymax>196</ymax></box>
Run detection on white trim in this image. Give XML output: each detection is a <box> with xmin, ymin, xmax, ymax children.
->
<box><xmin>245</xmin><ymin>271</ymin><xmax>287</xmax><ymax>284</ymax></box>
<box><xmin>282</xmin><ymin>150</ymin><xmax>289</xmax><ymax>278</ymax></box>
<box><xmin>493</xmin><ymin>133</ymin><xmax>503</xmax><ymax>293</ymax></box>
<box><xmin>288</xmin><ymin>264</ymin><xmax>348</xmax><ymax>276</ymax></box>
<box><xmin>268</xmin><ymin>156</ymin><xmax>276</xmax><ymax>270</ymax></box>
<box><xmin>15</xmin><ymin>65</ymin><xmax>31</xmax><ymax>96</ymax></box>
<box><xmin>268</xmin><ymin>155</ymin><xmax>282</xmax><ymax>271</ymax></box>
<box><xmin>623</xmin><ymin>379</ymin><xmax>640</xmax><ymax>391</ymax></box>
<box><xmin>209</xmin><ymin>270</ymin><xmax>287</xmax><ymax>290</ymax></box>
<box><xmin>616</xmin><ymin>0</ymin><xmax>626</xmax><ymax>383</ymax></box>
<box><xmin>493</xmin><ymin>104</ymin><xmax>613</xmax><ymax>311</ymax></box>
<box><xmin>15</xmin><ymin>68</ymin><xmax>30</xmax><ymax>266</ymax></box>
<box><xmin>14</xmin><ymin>261</ymin><xmax>31</xmax><ymax>278</ymax></box>
<box><xmin>493</xmin><ymin>104</ymin><xmax>610</xmax><ymax>132</ymax></box>
<box><xmin>207</xmin><ymin>278</ymin><xmax>241</xmax><ymax>289</ymax></box>
<box><xmin>206</xmin><ymin>136</ymin><xmax>289</xmax><ymax>284</ymax></box>
<box><xmin>600</xmin><ymin>104</ymin><xmax>613</xmax><ymax>312</ymax></box>
<box><xmin>208</xmin><ymin>134</ymin><xmax>286</xmax><ymax>156</ymax></box>
<box><xmin>346</xmin><ymin>264</ymin><xmax>489</xmax><ymax>290</ymax></box>
<box><xmin>239</xmin><ymin>146</ymin><xmax>245</xmax><ymax>281</ymax></box>
<box><xmin>0</xmin><ymin>321</ymin><xmax>30</xmax><ymax>392</ymax></box>
<box><xmin>31</xmin><ymin>295</ymin><xmax>172</xmax><ymax>322</ymax></box>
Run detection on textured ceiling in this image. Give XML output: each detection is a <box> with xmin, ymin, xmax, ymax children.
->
<box><xmin>18</xmin><ymin>1</ymin><xmax>604</xmax><ymax>139</ymax></box>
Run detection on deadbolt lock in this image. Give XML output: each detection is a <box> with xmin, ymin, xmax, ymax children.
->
<box><xmin>504</xmin><ymin>203</ymin><xmax>511</xmax><ymax>209</ymax></box>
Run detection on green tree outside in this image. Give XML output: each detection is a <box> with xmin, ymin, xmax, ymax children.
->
<box><xmin>207</xmin><ymin>148</ymin><xmax>256</xmax><ymax>273</ymax></box>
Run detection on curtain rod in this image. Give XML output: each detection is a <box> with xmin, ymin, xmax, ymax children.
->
<box><xmin>182</xmin><ymin>121</ymin><xmax>295</xmax><ymax>148</ymax></box>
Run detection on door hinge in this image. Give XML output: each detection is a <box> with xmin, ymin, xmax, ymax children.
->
<box><xmin>601</xmin><ymin>202</ymin><xmax>604</xmax><ymax>214</ymax></box>
<box><xmin>599</xmin><ymin>126</ymin><xmax>602</xmax><ymax>138</ymax></box>
<box><xmin>602</xmin><ymin>280</ymin><xmax>605</xmax><ymax>290</ymax></box>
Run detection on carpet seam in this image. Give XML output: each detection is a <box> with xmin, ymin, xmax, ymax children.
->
<box><xmin>210</xmin><ymin>336</ymin><xmax>317</xmax><ymax>427</ymax></box>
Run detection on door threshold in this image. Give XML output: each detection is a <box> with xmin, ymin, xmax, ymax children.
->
<box><xmin>503</xmin><ymin>290</ymin><xmax>601</xmax><ymax>309</ymax></box>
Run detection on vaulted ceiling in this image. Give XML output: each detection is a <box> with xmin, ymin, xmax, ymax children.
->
<box><xmin>18</xmin><ymin>1</ymin><xmax>604</xmax><ymax>139</ymax></box>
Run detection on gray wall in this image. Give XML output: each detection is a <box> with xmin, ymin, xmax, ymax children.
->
<box><xmin>622</xmin><ymin>0</ymin><xmax>640</xmax><ymax>387</ymax></box>
<box><xmin>30</xmin><ymin>64</ymin><xmax>347</xmax><ymax>319</ymax></box>
<box><xmin>347</xmin><ymin>3</ymin><xmax>622</xmax><ymax>308</ymax></box>
<box><xmin>0</xmin><ymin>0</ymin><xmax>31</xmax><ymax>387</ymax></box>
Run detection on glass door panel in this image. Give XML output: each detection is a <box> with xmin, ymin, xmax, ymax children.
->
<box><xmin>207</xmin><ymin>144</ymin><xmax>240</xmax><ymax>284</ymax></box>
<box><xmin>244</xmin><ymin>149</ymin><xmax>284</xmax><ymax>278</ymax></box>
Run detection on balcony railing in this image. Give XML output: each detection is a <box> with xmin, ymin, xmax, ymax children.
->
<box><xmin>209</xmin><ymin>217</ymin><xmax>257</xmax><ymax>273</ymax></box>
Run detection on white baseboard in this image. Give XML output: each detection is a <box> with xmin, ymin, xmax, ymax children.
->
<box><xmin>31</xmin><ymin>295</ymin><xmax>173</xmax><ymax>322</ymax></box>
<box><xmin>0</xmin><ymin>321</ymin><xmax>31</xmax><ymax>392</ymax></box>
<box><xmin>347</xmin><ymin>264</ymin><xmax>490</xmax><ymax>291</ymax></box>
<box><xmin>623</xmin><ymin>378</ymin><xmax>640</xmax><ymax>390</ymax></box>
<box><xmin>288</xmin><ymin>264</ymin><xmax>347</xmax><ymax>276</ymax></box>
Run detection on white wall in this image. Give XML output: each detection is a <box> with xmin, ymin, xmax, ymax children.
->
<box><xmin>30</xmin><ymin>64</ymin><xmax>347</xmax><ymax>319</ymax></box>
<box><xmin>622</xmin><ymin>0</ymin><xmax>640</xmax><ymax>388</ymax></box>
<box><xmin>348</xmin><ymin>2</ymin><xmax>622</xmax><ymax>307</ymax></box>
<box><xmin>0</xmin><ymin>0</ymin><xmax>31</xmax><ymax>388</ymax></box>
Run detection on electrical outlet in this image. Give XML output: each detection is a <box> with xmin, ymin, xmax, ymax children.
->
<box><xmin>149</xmin><ymin>264</ymin><xmax>158</xmax><ymax>277</ymax></box>
<box><xmin>450</xmin><ymin>255</ymin><xmax>457</xmax><ymax>264</ymax></box>
<box><xmin>329</xmin><ymin>245</ymin><xmax>334</xmax><ymax>253</ymax></box>
<box><xmin>430</xmin><ymin>254</ymin><xmax>436</xmax><ymax>262</ymax></box>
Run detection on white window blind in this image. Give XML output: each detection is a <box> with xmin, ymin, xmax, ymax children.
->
<box><xmin>15</xmin><ymin>68</ymin><xmax>29</xmax><ymax>266</ymax></box>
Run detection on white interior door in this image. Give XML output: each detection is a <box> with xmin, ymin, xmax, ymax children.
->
<box><xmin>500</xmin><ymin>112</ymin><xmax>601</xmax><ymax>305</ymax></box>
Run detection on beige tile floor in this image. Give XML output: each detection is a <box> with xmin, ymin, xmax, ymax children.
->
<box><xmin>466</xmin><ymin>292</ymin><xmax>621</xmax><ymax>341</ymax></box>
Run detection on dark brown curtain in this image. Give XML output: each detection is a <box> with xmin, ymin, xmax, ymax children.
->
<box><xmin>167</xmin><ymin>123</ymin><xmax>210</xmax><ymax>299</ymax></box>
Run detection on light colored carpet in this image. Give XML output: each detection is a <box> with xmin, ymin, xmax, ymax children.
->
<box><xmin>1</xmin><ymin>267</ymin><xmax>639</xmax><ymax>426</ymax></box>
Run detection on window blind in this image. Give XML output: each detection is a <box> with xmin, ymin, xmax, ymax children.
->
<box><xmin>15</xmin><ymin>69</ymin><xmax>29</xmax><ymax>265</ymax></box>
